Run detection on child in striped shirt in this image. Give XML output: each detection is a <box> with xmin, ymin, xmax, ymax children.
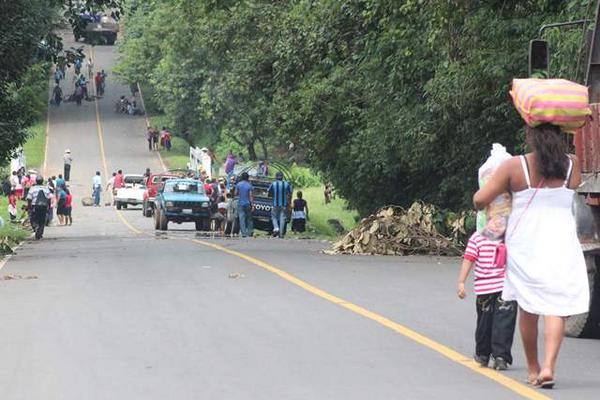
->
<box><xmin>457</xmin><ymin>231</ymin><xmax>517</xmax><ymax>370</ymax></box>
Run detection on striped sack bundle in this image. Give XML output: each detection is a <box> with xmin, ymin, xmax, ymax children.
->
<box><xmin>510</xmin><ymin>78</ymin><xmax>591</xmax><ymax>130</ymax></box>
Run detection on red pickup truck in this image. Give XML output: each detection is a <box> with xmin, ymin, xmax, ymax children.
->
<box><xmin>142</xmin><ymin>172</ymin><xmax>184</xmax><ymax>217</ymax></box>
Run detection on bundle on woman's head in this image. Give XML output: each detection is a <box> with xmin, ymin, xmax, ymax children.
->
<box><xmin>510</xmin><ymin>78</ymin><xmax>591</xmax><ymax>131</ymax></box>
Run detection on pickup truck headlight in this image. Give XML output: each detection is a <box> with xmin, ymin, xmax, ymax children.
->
<box><xmin>166</xmin><ymin>201</ymin><xmax>174</xmax><ymax>207</ymax></box>
<box><xmin>201</xmin><ymin>202</ymin><xmax>209</xmax><ymax>207</ymax></box>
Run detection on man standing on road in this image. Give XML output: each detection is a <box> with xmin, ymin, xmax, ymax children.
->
<box><xmin>27</xmin><ymin>176</ymin><xmax>51</xmax><ymax>240</ymax></box>
<box><xmin>87</xmin><ymin>58</ymin><xmax>94</xmax><ymax>79</ymax></box>
<box><xmin>145</xmin><ymin>127</ymin><xmax>153</xmax><ymax>151</ymax></box>
<box><xmin>52</xmin><ymin>83</ymin><xmax>63</xmax><ymax>106</ymax></box>
<box><xmin>92</xmin><ymin>171</ymin><xmax>102</xmax><ymax>206</ymax></box>
<box><xmin>235</xmin><ymin>172</ymin><xmax>254</xmax><ymax>238</ymax></box>
<box><xmin>63</xmin><ymin>149</ymin><xmax>72</xmax><ymax>181</ymax></box>
<box><xmin>95</xmin><ymin>71</ymin><xmax>104</xmax><ymax>96</ymax></box>
<box><xmin>268</xmin><ymin>171</ymin><xmax>292</xmax><ymax>238</ymax></box>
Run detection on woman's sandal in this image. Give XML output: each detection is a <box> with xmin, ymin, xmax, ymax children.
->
<box><xmin>525</xmin><ymin>377</ymin><xmax>538</xmax><ymax>386</ymax></box>
<box><xmin>537</xmin><ymin>378</ymin><xmax>555</xmax><ymax>389</ymax></box>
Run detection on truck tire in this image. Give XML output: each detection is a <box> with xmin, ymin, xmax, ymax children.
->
<box><xmin>566</xmin><ymin>254</ymin><xmax>600</xmax><ymax>339</ymax></box>
<box><xmin>154</xmin><ymin>209</ymin><xmax>160</xmax><ymax>230</ymax></box>
<box><xmin>116</xmin><ymin>202</ymin><xmax>122</xmax><ymax>210</ymax></box>
<box><xmin>158</xmin><ymin>210</ymin><xmax>168</xmax><ymax>231</ymax></box>
<box><xmin>143</xmin><ymin>202</ymin><xmax>153</xmax><ymax>217</ymax></box>
<box><xmin>195</xmin><ymin>218</ymin><xmax>210</xmax><ymax>231</ymax></box>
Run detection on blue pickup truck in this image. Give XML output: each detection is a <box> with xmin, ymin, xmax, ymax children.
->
<box><xmin>154</xmin><ymin>179</ymin><xmax>212</xmax><ymax>231</ymax></box>
<box><xmin>230</xmin><ymin>163</ymin><xmax>292</xmax><ymax>233</ymax></box>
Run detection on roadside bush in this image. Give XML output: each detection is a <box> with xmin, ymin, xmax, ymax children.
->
<box><xmin>289</xmin><ymin>164</ymin><xmax>321</xmax><ymax>189</ymax></box>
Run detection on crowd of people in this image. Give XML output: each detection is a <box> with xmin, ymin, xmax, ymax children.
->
<box><xmin>145</xmin><ymin>127</ymin><xmax>172</xmax><ymax>151</ymax></box>
<box><xmin>115</xmin><ymin>95</ymin><xmax>142</xmax><ymax>115</ymax></box>
<box><xmin>51</xmin><ymin>57</ymin><xmax>107</xmax><ymax>107</ymax></box>
<box><xmin>2</xmin><ymin>167</ymin><xmax>73</xmax><ymax>240</ymax></box>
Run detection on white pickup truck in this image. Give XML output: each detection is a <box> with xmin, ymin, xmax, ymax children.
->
<box><xmin>115</xmin><ymin>174</ymin><xmax>146</xmax><ymax>210</ymax></box>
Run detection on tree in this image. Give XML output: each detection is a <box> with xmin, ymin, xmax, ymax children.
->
<box><xmin>116</xmin><ymin>0</ymin><xmax>593</xmax><ymax>214</ymax></box>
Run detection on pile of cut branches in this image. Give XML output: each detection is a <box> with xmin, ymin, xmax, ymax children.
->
<box><xmin>328</xmin><ymin>202</ymin><xmax>471</xmax><ymax>256</ymax></box>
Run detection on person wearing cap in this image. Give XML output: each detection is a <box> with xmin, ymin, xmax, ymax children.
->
<box><xmin>235</xmin><ymin>172</ymin><xmax>254</xmax><ymax>238</ymax></box>
<box><xmin>267</xmin><ymin>171</ymin><xmax>292</xmax><ymax>238</ymax></box>
<box><xmin>27</xmin><ymin>176</ymin><xmax>52</xmax><ymax>240</ymax></box>
<box><xmin>63</xmin><ymin>149</ymin><xmax>73</xmax><ymax>181</ymax></box>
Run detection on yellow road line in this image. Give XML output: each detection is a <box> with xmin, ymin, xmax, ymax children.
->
<box><xmin>191</xmin><ymin>239</ymin><xmax>550</xmax><ymax>400</ymax></box>
<box><xmin>91</xmin><ymin>46</ymin><xmax>144</xmax><ymax>233</ymax></box>
<box><xmin>89</xmin><ymin>48</ymin><xmax>549</xmax><ymax>400</ymax></box>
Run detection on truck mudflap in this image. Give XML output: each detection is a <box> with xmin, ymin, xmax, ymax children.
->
<box><xmin>574</xmin><ymin>193</ymin><xmax>600</xmax><ymax>251</ymax></box>
<box><xmin>566</xmin><ymin>254</ymin><xmax>600</xmax><ymax>338</ymax></box>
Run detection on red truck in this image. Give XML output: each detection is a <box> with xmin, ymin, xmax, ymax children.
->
<box><xmin>142</xmin><ymin>171</ymin><xmax>186</xmax><ymax>217</ymax></box>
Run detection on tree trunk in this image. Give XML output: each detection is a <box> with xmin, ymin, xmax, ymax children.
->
<box><xmin>259</xmin><ymin>138</ymin><xmax>268</xmax><ymax>160</ymax></box>
<box><xmin>247</xmin><ymin>141</ymin><xmax>257</xmax><ymax>161</ymax></box>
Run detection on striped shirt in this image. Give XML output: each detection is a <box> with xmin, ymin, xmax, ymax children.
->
<box><xmin>464</xmin><ymin>232</ymin><xmax>506</xmax><ymax>295</ymax></box>
<box><xmin>268</xmin><ymin>180</ymin><xmax>292</xmax><ymax>207</ymax></box>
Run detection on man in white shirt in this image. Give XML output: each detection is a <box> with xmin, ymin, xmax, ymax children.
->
<box><xmin>92</xmin><ymin>171</ymin><xmax>102</xmax><ymax>206</ymax></box>
<box><xmin>87</xmin><ymin>58</ymin><xmax>94</xmax><ymax>79</ymax></box>
<box><xmin>63</xmin><ymin>149</ymin><xmax>73</xmax><ymax>181</ymax></box>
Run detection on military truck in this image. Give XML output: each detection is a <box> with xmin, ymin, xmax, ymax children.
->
<box><xmin>530</xmin><ymin>7</ymin><xmax>600</xmax><ymax>338</ymax></box>
<box><xmin>73</xmin><ymin>13</ymin><xmax>119</xmax><ymax>45</ymax></box>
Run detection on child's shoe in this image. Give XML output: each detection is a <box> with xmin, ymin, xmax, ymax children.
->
<box><xmin>474</xmin><ymin>354</ymin><xmax>489</xmax><ymax>367</ymax></box>
<box><xmin>492</xmin><ymin>357</ymin><xmax>508</xmax><ymax>370</ymax></box>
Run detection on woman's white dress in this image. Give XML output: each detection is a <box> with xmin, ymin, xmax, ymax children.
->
<box><xmin>503</xmin><ymin>156</ymin><xmax>589</xmax><ymax>316</ymax></box>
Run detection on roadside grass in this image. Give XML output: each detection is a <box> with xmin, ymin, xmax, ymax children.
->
<box><xmin>159</xmin><ymin>136</ymin><xmax>189</xmax><ymax>170</ymax></box>
<box><xmin>290</xmin><ymin>186</ymin><xmax>358</xmax><ymax>240</ymax></box>
<box><xmin>23</xmin><ymin>119</ymin><xmax>46</xmax><ymax>172</ymax></box>
<box><xmin>0</xmin><ymin>197</ymin><xmax>31</xmax><ymax>247</ymax></box>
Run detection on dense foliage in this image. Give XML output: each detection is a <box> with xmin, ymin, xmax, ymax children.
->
<box><xmin>116</xmin><ymin>0</ymin><xmax>592</xmax><ymax>214</ymax></box>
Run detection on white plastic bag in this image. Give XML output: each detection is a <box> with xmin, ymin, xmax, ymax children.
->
<box><xmin>477</xmin><ymin>143</ymin><xmax>512</xmax><ymax>240</ymax></box>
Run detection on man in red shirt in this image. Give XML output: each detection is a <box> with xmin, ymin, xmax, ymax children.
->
<box><xmin>95</xmin><ymin>72</ymin><xmax>103</xmax><ymax>96</ymax></box>
<box><xmin>113</xmin><ymin>170</ymin><xmax>125</xmax><ymax>194</ymax></box>
<box><xmin>203</xmin><ymin>179</ymin><xmax>213</xmax><ymax>196</ymax></box>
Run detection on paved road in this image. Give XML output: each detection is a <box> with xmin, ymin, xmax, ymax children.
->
<box><xmin>0</xmin><ymin>38</ymin><xmax>598</xmax><ymax>400</ymax></box>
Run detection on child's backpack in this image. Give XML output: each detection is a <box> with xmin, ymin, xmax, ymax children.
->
<box><xmin>36</xmin><ymin>189</ymin><xmax>49</xmax><ymax>208</ymax></box>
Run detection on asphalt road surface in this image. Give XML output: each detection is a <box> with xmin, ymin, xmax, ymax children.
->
<box><xmin>0</xmin><ymin>37</ymin><xmax>598</xmax><ymax>400</ymax></box>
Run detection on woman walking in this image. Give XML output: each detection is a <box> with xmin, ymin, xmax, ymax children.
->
<box><xmin>473</xmin><ymin>123</ymin><xmax>589</xmax><ymax>388</ymax></box>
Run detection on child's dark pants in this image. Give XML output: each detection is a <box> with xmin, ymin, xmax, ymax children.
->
<box><xmin>475</xmin><ymin>292</ymin><xmax>517</xmax><ymax>364</ymax></box>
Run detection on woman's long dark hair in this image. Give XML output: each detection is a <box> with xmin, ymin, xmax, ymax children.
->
<box><xmin>526</xmin><ymin>123</ymin><xmax>568</xmax><ymax>180</ymax></box>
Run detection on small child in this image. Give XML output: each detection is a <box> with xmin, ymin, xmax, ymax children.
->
<box><xmin>8</xmin><ymin>190</ymin><xmax>18</xmax><ymax>222</ymax></box>
<box><xmin>457</xmin><ymin>231</ymin><xmax>517</xmax><ymax>370</ymax></box>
